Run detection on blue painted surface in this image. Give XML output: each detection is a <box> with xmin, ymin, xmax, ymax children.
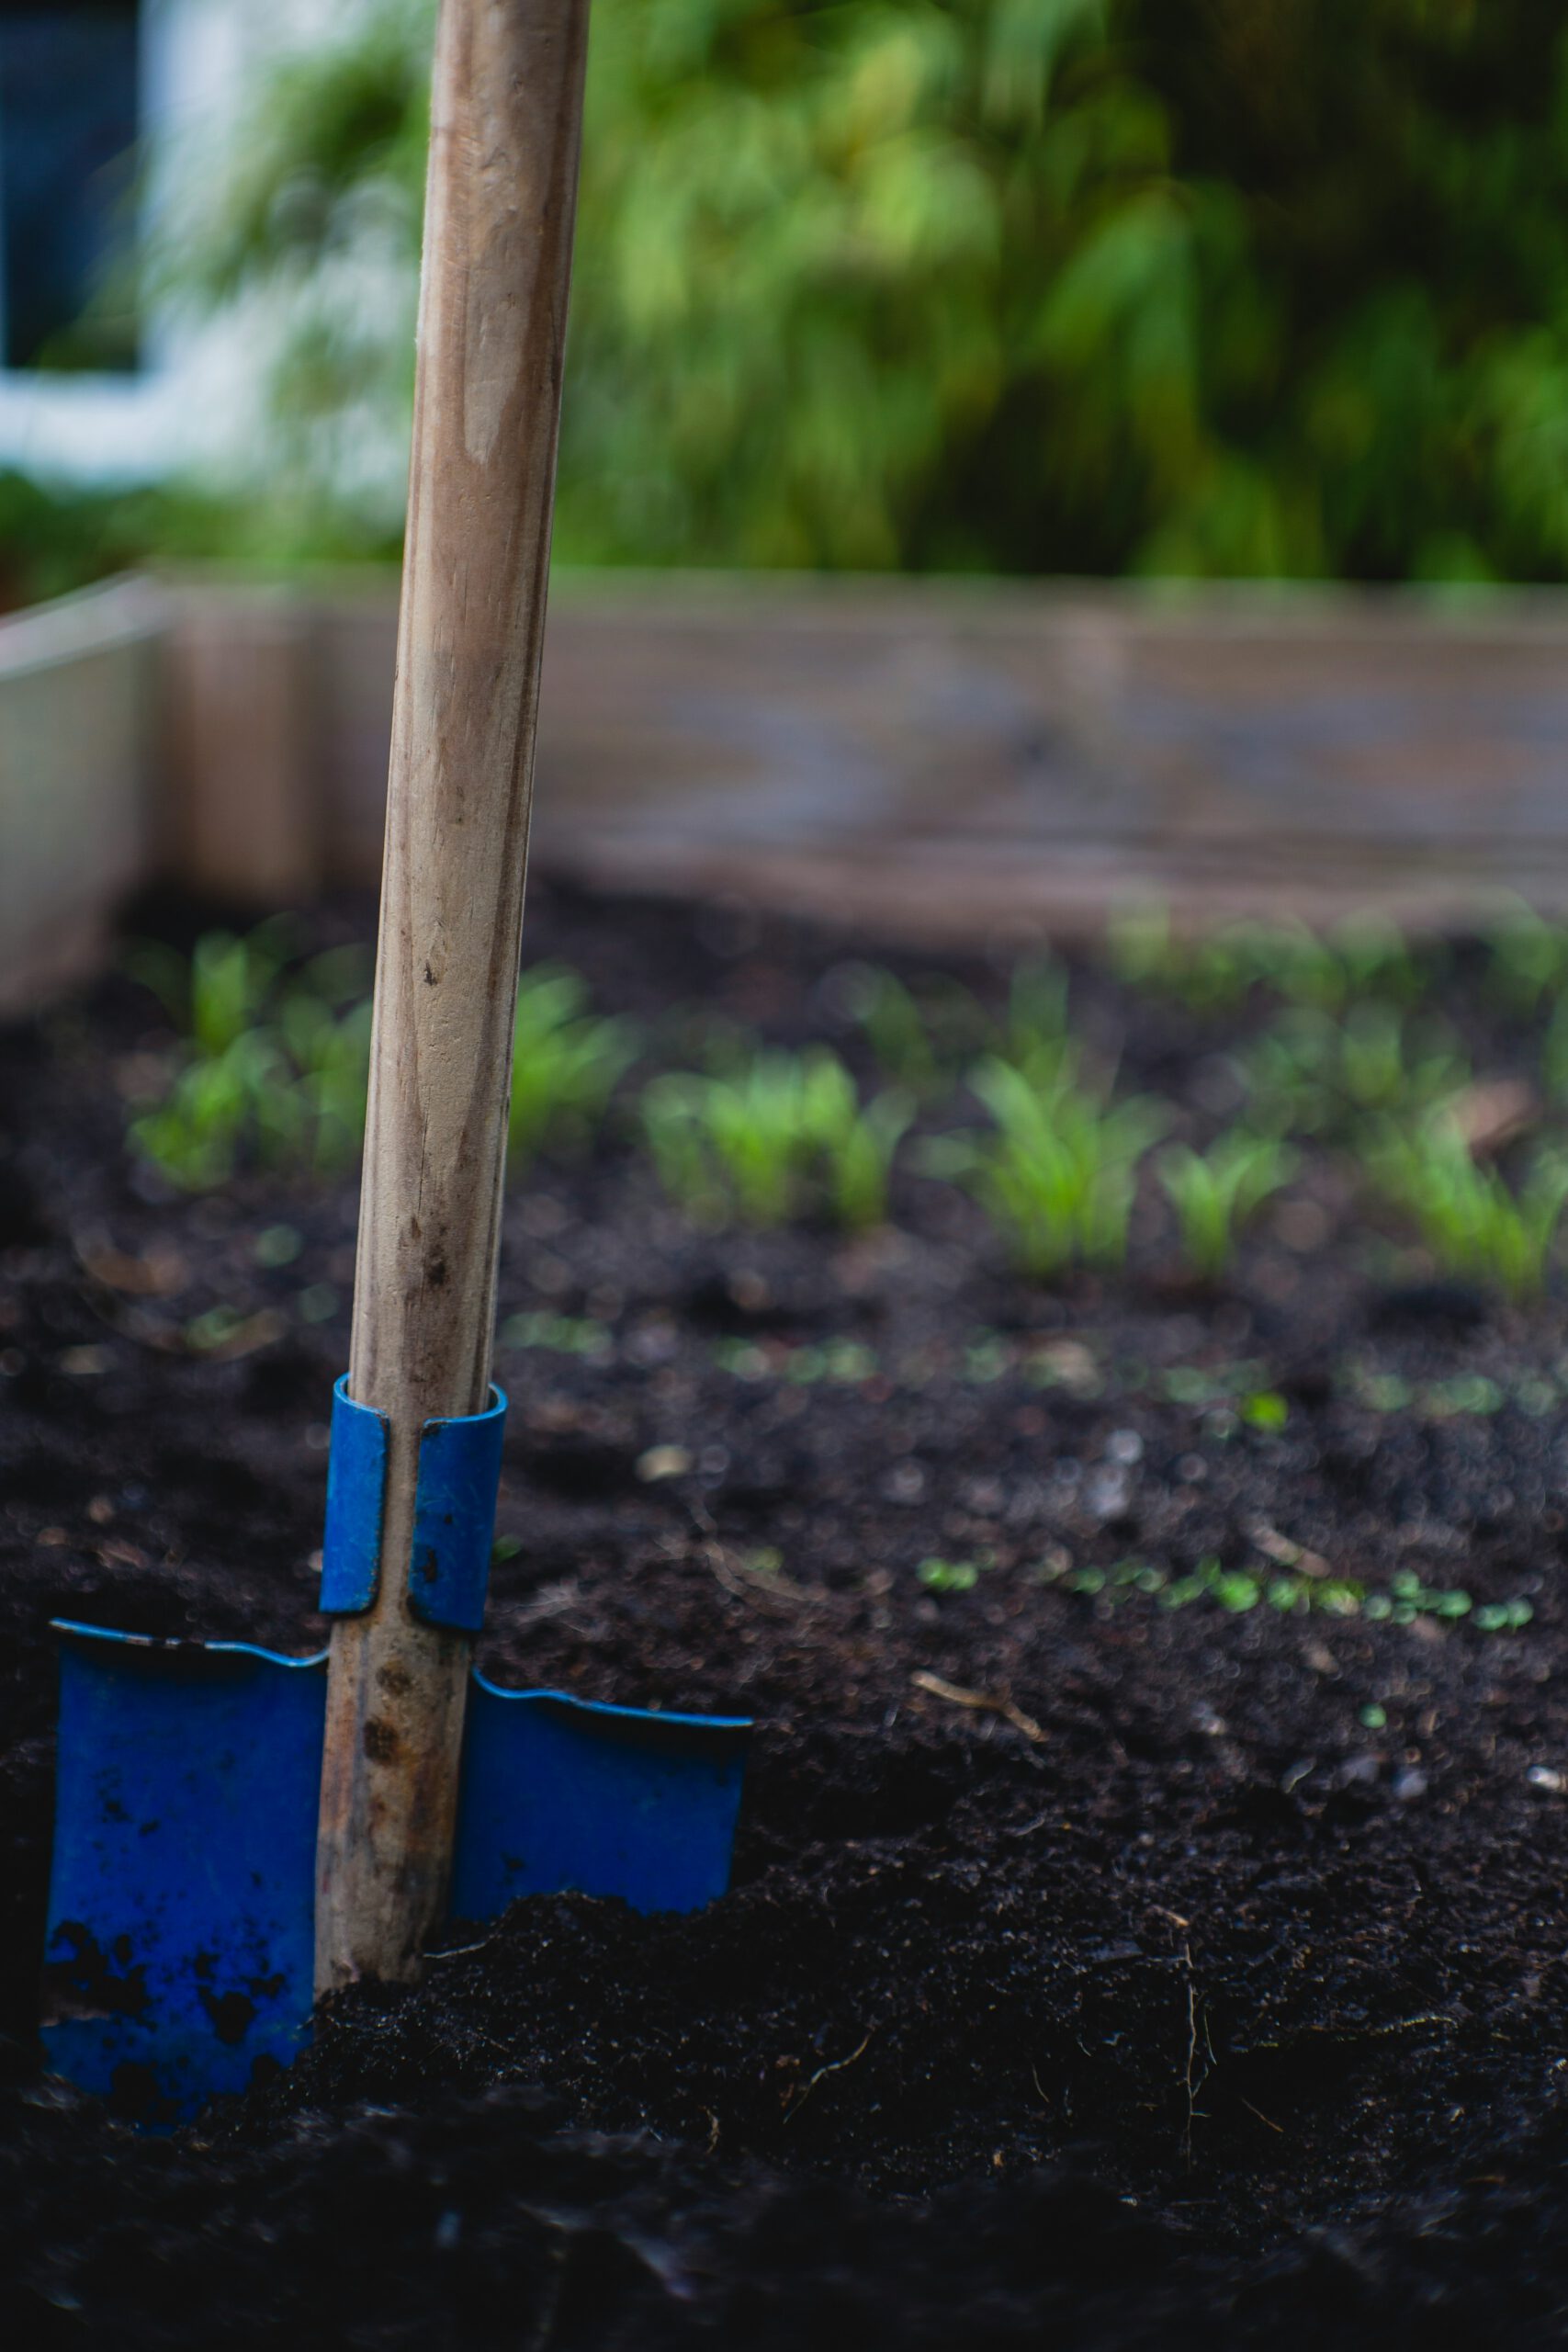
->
<box><xmin>452</xmin><ymin>1679</ymin><xmax>750</xmax><ymax>1920</ymax></box>
<box><xmin>319</xmin><ymin>1377</ymin><xmax>506</xmax><ymax>1629</ymax></box>
<box><xmin>318</xmin><ymin>1376</ymin><xmax>388</xmax><ymax>1615</ymax></box>
<box><xmin>408</xmin><ymin>1385</ymin><xmax>507</xmax><ymax>1633</ymax></box>
<box><xmin>43</xmin><ymin>1623</ymin><xmax>751</xmax><ymax>2124</ymax></box>
<box><xmin>42</xmin><ymin>1623</ymin><xmax>326</xmax><ymax>2128</ymax></box>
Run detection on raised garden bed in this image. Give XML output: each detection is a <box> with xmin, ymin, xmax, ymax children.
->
<box><xmin>5</xmin><ymin>884</ymin><xmax>1568</xmax><ymax>2346</ymax></box>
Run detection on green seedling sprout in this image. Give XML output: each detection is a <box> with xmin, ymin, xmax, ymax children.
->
<box><xmin>127</xmin><ymin>931</ymin><xmax>629</xmax><ymax>1190</ymax></box>
<box><xmin>928</xmin><ymin>1057</ymin><xmax>1167</xmax><ymax>1277</ymax></box>
<box><xmin>1156</xmin><ymin>1132</ymin><xmax>1298</xmax><ymax>1282</ymax></box>
<box><xmin>278</xmin><ymin>992</ymin><xmax>374</xmax><ymax>1175</ymax></box>
<box><xmin>998</xmin><ymin>957</ymin><xmax>1075</xmax><ymax>1089</ymax></box>
<box><xmin>1483</xmin><ymin>899</ymin><xmax>1568</xmax><ymax>1014</ymax></box>
<box><xmin>129</xmin><ymin>1032</ymin><xmax>294</xmax><ymax>1190</ymax></box>
<box><xmin>1109</xmin><ymin>907</ymin><xmax>1427</xmax><ymax>1019</ymax></box>
<box><xmin>829</xmin><ymin>1086</ymin><xmax>915</xmax><ymax>1228</ymax></box>
<box><xmin>918</xmin><ymin>1556</ymin><xmax>980</xmax><ymax>1592</ymax></box>
<box><xmin>843</xmin><ymin>962</ymin><xmax>1008</xmax><ymax>1098</ymax></box>
<box><xmin>1038</xmin><ymin>1553</ymin><xmax>1532</xmax><ymax>1631</ymax></box>
<box><xmin>1107</xmin><ymin>910</ymin><xmax>1318</xmax><ymax>1016</ymax></box>
<box><xmin>1105</xmin><ymin>906</ymin><xmax>1254</xmax><ymax>1014</ymax></box>
<box><xmin>1242</xmin><ymin>1002</ymin><xmax>1467</xmax><ymax>1137</ymax></box>
<box><xmin>841</xmin><ymin>965</ymin><xmax>942</xmax><ymax>1097</ymax></box>
<box><xmin>1368</xmin><ymin>1112</ymin><xmax>1568</xmax><ymax>1301</ymax></box>
<box><xmin>643</xmin><ymin>1048</ymin><xmax>910</xmax><ymax>1229</ymax></box>
<box><xmin>508</xmin><ymin>965</ymin><xmax>637</xmax><ymax>1168</ymax></box>
<box><xmin>1236</xmin><ymin>914</ymin><xmax>1423</xmax><ymax>1012</ymax></box>
<box><xmin>128</xmin><ymin>919</ymin><xmax>295</xmax><ymax>1057</ymax></box>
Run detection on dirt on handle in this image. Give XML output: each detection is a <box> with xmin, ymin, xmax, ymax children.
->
<box><xmin>4</xmin><ymin>885</ymin><xmax>1568</xmax><ymax>2346</ymax></box>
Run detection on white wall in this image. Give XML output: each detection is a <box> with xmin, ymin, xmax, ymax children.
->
<box><xmin>0</xmin><ymin>0</ymin><xmax>370</xmax><ymax>486</ymax></box>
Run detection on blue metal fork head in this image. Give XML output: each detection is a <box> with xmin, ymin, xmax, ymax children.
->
<box><xmin>42</xmin><ymin>1624</ymin><xmax>750</xmax><ymax>2126</ymax></box>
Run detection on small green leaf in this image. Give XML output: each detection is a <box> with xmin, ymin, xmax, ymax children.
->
<box><xmin>918</xmin><ymin>1556</ymin><xmax>980</xmax><ymax>1593</ymax></box>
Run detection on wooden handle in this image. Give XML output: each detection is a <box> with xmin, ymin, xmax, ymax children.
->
<box><xmin>315</xmin><ymin>0</ymin><xmax>592</xmax><ymax>1994</ymax></box>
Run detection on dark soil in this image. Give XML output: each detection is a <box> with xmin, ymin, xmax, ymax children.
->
<box><xmin>6</xmin><ymin>886</ymin><xmax>1568</xmax><ymax>2346</ymax></box>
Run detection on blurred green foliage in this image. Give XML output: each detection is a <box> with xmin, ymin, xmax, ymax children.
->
<box><xmin>20</xmin><ymin>0</ymin><xmax>1568</xmax><ymax>589</ymax></box>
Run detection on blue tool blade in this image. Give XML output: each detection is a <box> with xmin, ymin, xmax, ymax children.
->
<box><xmin>42</xmin><ymin>1623</ymin><xmax>327</xmax><ymax>2128</ymax></box>
<box><xmin>43</xmin><ymin>1625</ymin><xmax>750</xmax><ymax>2124</ymax></box>
<box><xmin>451</xmin><ymin>1678</ymin><xmax>750</xmax><ymax>1920</ymax></box>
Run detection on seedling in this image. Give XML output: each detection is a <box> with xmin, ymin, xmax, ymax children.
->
<box><xmin>1368</xmin><ymin>1114</ymin><xmax>1568</xmax><ymax>1300</ymax></box>
<box><xmin>128</xmin><ymin>921</ymin><xmax>294</xmax><ymax>1058</ymax></box>
<box><xmin>1105</xmin><ymin>906</ymin><xmax>1259</xmax><ymax>1013</ymax></box>
<box><xmin>1242</xmin><ymin>1002</ymin><xmax>1467</xmax><ymax>1137</ymax></box>
<box><xmin>1156</xmin><ymin>1131</ymin><xmax>1298</xmax><ymax>1281</ymax></box>
<box><xmin>1037</xmin><ymin>1552</ymin><xmax>1533</xmax><ymax>1631</ymax></box>
<box><xmin>1237</xmin><ymin>915</ymin><xmax>1423</xmax><ymax>1012</ymax></box>
<box><xmin>1483</xmin><ymin>900</ymin><xmax>1568</xmax><ymax>1013</ymax></box>
<box><xmin>1346</xmin><ymin>1360</ymin><xmax>1541</xmax><ymax>1419</ymax></box>
<box><xmin>643</xmin><ymin>1049</ymin><xmax>910</xmax><ymax>1228</ymax></box>
<box><xmin>927</xmin><ymin>1057</ymin><xmax>1167</xmax><ymax>1277</ymax></box>
<box><xmin>128</xmin><ymin>925</ymin><xmax>365</xmax><ymax>1187</ymax></box>
<box><xmin>500</xmin><ymin>1310</ymin><xmax>614</xmax><ymax>1362</ymax></box>
<box><xmin>128</xmin><ymin>934</ymin><xmax>628</xmax><ymax>1189</ymax></box>
<box><xmin>508</xmin><ymin>965</ymin><xmax>637</xmax><ymax>1168</ymax></box>
<box><xmin>918</xmin><ymin>1556</ymin><xmax>981</xmax><ymax>1592</ymax></box>
<box><xmin>996</xmin><ymin>957</ymin><xmax>1076</xmax><ymax>1091</ymax></box>
<box><xmin>277</xmin><ymin>992</ymin><xmax>375</xmax><ymax>1176</ymax></box>
<box><xmin>1108</xmin><ymin>907</ymin><xmax>1425</xmax><ymax>1017</ymax></box>
<box><xmin>840</xmin><ymin>965</ymin><xmax>943</xmax><ymax>1097</ymax></box>
<box><xmin>128</xmin><ymin>1029</ymin><xmax>295</xmax><ymax>1190</ymax></box>
<box><xmin>850</xmin><ymin>951</ymin><xmax>1081</xmax><ymax>1098</ymax></box>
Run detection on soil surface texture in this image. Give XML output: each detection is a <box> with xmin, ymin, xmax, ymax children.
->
<box><xmin>5</xmin><ymin>887</ymin><xmax>1568</xmax><ymax>2347</ymax></box>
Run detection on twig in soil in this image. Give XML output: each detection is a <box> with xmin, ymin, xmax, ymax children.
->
<box><xmin>785</xmin><ymin>2028</ymin><xmax>875</xmax><ymax>2122</ymax></box>
<box><xmin>1256</xmin><ymin>2011</ymin><xmax>1456</xmax><ymax>2050</ymax></box>
<box><xmin>1179</xmin><ymin>1941</ymin><xmax>1198</xmax><ymax>2170</ymax></box>
<box><xmin>1148</xmin><ymin>1907</ymin><xmax>1206</xmax><ymax>2171</ymax></box>
<box><xmin>681</xmin><ymin>1502</ymin><xmax>815</xmax><ymax>1614</ymax></box>
<box><xmin>1240</xmin><ymin>2098</ymin><xmax>1285</xmax><ymax>2135</ymax></box>
<box><xmin>425</xmin><ymin>1936</ymin><xmax>497</xmax><ymax>1961</ymax></box>
<box><xmin>1246</xmin><ymin>1520</ymin><xmax>1333</xmax><ymax>1579</ymax></box>
<box><xmin>910</xmin><ymin>1670</ymin><xmax>1044</xmax><ymax>1746</ymax></box>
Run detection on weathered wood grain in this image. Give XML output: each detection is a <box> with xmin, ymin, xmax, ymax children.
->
<box><xmin>314</xmin><ymin>0</ymin><xmax>591</xmax><ymax>1995</ymax></box>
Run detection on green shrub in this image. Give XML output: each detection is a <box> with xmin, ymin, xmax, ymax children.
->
<box><xmin>100</xmin><ymin>0</ymin><xmax>1568</xmax><ymax>583</ymax></box>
